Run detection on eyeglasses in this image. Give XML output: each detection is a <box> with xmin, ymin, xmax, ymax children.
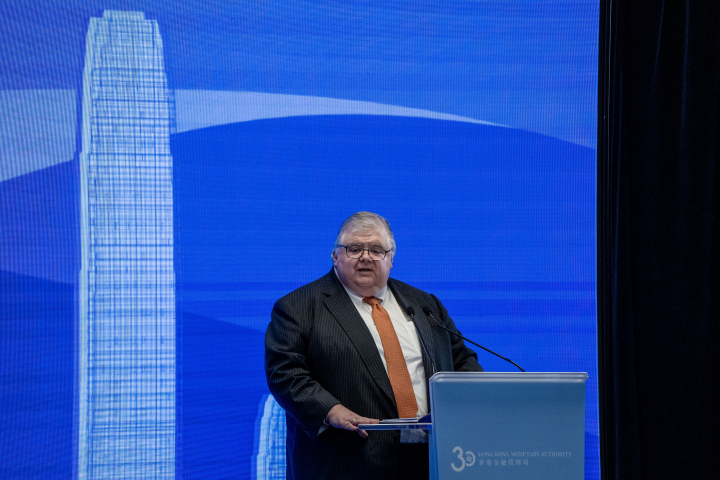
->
<box><xmin>340</xmin><ymin>244</ymin><xmax>391</xmax><ymax>261</ymax></box>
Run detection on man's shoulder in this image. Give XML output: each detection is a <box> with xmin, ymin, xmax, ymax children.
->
<box><xmin>276</xmin><ymin>270</ymin><xmax>336</xmax><ymax>304</ymax></box>
<box><xmin>388</xmin><ymin>277</ymin><xmax>434</xmax><ymax>301</ymax></box>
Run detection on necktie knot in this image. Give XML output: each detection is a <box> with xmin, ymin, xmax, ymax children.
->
<box><xmin>363</xmin><ymin>296</ymin><xmax>380</xmax><ymax>307</ymax></box>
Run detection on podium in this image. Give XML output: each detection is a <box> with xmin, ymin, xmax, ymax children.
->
<box><xmin>361</xmin><ymin>372</ymin><xmax>588</xmax><ymax>479</ymax></box>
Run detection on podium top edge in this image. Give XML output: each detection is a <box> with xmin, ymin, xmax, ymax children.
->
<box><xmin>430</xmin><ymin>372</ymin><xmax>588</xmax><ymax>383</ymax></box>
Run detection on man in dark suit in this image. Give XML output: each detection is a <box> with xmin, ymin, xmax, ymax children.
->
<box><xmin>265</xmin><ymin>212</ymin><xmax>482</xmax><ymax>480</ymax></box>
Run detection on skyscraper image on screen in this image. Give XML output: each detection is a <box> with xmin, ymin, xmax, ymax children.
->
<box><xmin>254</xmin><ymin>395</ymin><xmax>287</xmax><ymax>480</ymax></box>
<box><xmin>77</xmin><ymin>11</ymin><xmax>175</xmax><ymax>479</ymax></box>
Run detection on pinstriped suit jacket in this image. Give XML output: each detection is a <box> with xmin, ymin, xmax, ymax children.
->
<box><xmin>265</xmin><ymin>269</ymin><xmax>482</xmax><ymax>480</ymax></box>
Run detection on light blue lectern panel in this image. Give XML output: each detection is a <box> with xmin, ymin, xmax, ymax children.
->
<box><xmin>429</xmin><ymin>372</ymin><xmax>588</xmax><ymax>480</ymax></box>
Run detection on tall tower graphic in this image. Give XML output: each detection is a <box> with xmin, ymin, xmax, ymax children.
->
<box><xmin>255</xmin><ymin>395</ymin><xmax>287</xmax><ymax>480</ymax></box>
<box><xmin>78</xmin><ymin>11</ymin><xmax>175</xmax><ymax>479</ymax></box>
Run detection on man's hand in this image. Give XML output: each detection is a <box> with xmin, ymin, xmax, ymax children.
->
<box><xmin>325</xmin><ymin>404</ymin><xmax>379</xmax><ymax>438</ymax></box>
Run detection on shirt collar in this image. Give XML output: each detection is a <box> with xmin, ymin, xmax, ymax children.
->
<box><xmin>333</xmin><ymin>268</ymin><xmax>388</xmax><ymax>307</ymax></box>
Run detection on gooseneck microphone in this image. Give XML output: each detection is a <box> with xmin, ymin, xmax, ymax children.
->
<box><xmin>405</xmin><ymin>306</ymin><xmax>437</xmax><ymax>375</ymax></box>
<box><xmin>421</xmin><ymin>306</ymin><xmax>525</xmax><ymax>372</ymax></box>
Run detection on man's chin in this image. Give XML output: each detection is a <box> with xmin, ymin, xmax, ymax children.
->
<box><xmin>353</xmin><ymin>270</ymin><xmax>375</xmax><ymax>277</ymax></box>
<box><xmin>353</xmin><ymin>275</ymin><xmax>375</xmax><ymax>284</ymax></box>
<box><xmin>351</xmin><ymin>278</ymin><xmax>378</xmax><ymax>291</ymax></box>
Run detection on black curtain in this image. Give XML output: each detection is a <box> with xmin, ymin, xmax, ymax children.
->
<box><xmin>599</xmin><ymin>0</ymin><xmax>720</xmax><ymax>478</ymax></box>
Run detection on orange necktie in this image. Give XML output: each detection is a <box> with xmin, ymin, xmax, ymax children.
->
<box><xmin>363</xmin><ymin>296</ymin><xmax>418</xmax><ymax>418</ymax></box>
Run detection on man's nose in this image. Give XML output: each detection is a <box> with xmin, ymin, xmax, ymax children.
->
<box><xmin>358</xmin><ymin>249</ymin><xmax>373</xmax><ymax>261</ymax></box>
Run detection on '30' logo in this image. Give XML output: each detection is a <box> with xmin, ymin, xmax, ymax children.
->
<box><xmin>451</xmin><ymin>446</ymin><xmax>476</xmax><ymax>472</ymax></box>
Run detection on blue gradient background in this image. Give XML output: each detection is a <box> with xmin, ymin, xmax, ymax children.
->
<box><xmin>0</xmin><ymin>1</ymin><xmax>599</xmax><ymax>478</ymax></box>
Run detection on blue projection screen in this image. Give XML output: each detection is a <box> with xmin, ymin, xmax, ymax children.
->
<box><xmin>0</xmin><ymin>1</ymin><xmax>599</xmax><ymax>479</ymax></box>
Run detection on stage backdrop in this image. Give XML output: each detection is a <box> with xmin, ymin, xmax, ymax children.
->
<box><xmin>0</xmin><ymin>1</ymin><xmax>599</xmax><ymax>479</ymax></box>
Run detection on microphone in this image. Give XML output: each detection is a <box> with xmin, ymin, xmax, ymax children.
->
<box><xmin>405</xmin><ymin>306</ymin><xmax>437</xmax><ymax>375</ymax></box>
<box><xmin>421</xmin><ymin>306</ymin><xmax>525</xmax><ymax>372</ymax></box>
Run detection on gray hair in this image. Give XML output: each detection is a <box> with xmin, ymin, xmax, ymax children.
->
<box><xmin>332</xmin><ymin>211</ymin><xmax>396</xmax><ymax>255</ymax></box>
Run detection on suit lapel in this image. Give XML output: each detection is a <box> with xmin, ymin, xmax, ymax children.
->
<box><xmin>321</xmin><ymin>271</ymin><xmax>396</xmax><ymax>405</ymax></box>
<box><xmin>388</xmin><ymin>279</ymin><xmax>438</xmax><ymax>384</ymax></box>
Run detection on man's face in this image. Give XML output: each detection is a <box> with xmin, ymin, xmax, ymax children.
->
<box><xmin>332</xmin><ymin>226</ymin><xmax>393</xmax><ymax>297</ymax></box>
